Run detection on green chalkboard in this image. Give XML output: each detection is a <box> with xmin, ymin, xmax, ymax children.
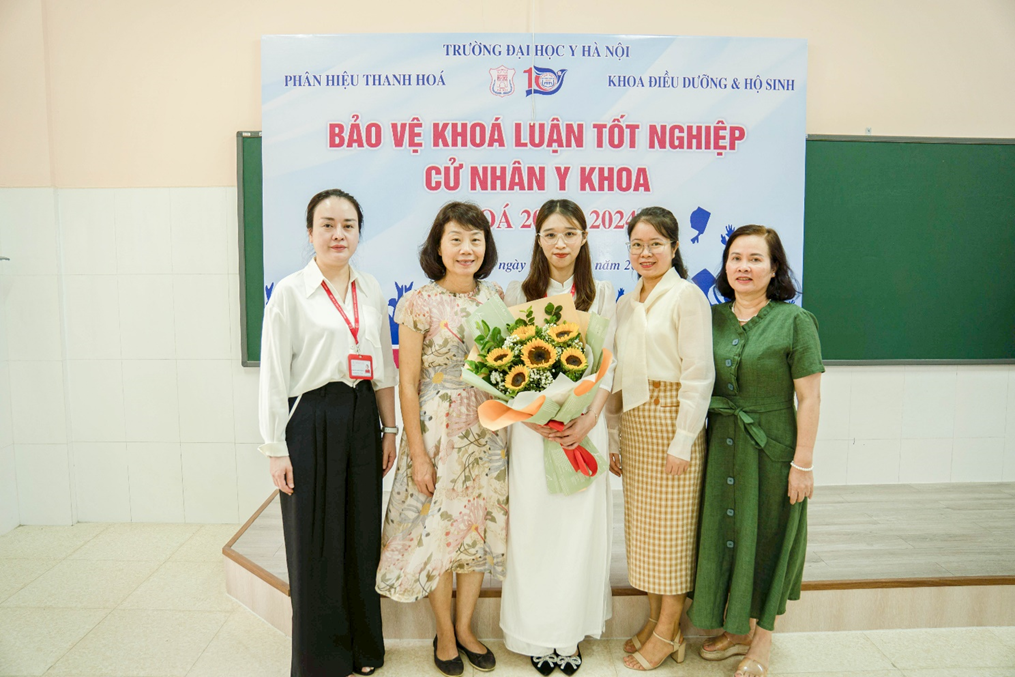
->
<box><xmin>237</xmin><ymin>133</ymin><xmax>1015</xmax><ymax>364</ymax></box>
<box><xmin>803</xmin><ymin>137</ymin><xmax>1015</xmax><ymax>362</ymax></box>
<box><xmin>237</xmin><ymin>132</ymin><xmax>263</xmax><ymax>366</ymax></box>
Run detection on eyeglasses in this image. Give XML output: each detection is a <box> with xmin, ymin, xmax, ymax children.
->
<box><xmin>539</xmin><ymin>230</ymin><xmax>583</xmax><ymax>245</ymax></box>
<box><xmin>627</xmin><ymin>241</ymin><xmax>672</xmax><ymax>254</ymax></box>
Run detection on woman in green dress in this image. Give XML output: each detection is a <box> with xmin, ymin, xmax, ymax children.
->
<box><xmin>688</xmin><ymin>225</ymin><xmax>823</xmax><ymax>677</ymax></box>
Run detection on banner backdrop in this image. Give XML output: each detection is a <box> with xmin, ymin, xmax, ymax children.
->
<box><xmin>261</xmin><ymin>34</ymin><xmax>807</xmax><ymax>351</ymax></box>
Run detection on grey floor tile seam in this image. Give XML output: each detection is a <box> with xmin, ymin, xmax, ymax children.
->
<box><xmin>858</xmin><ymin>631</ymin><xmax>910</xmax><ymax>672</ymax></box>
<box><xmin>0</xmin><ymin>559</ymin><xmax>62</xmax><ymax>605</ymax></box>
<box><xmin>110</xmin><ymin>558</ymin><xmax>171</xmax><ymax>611</ymax></box>
<box><xmin>167</xmin><ymin>526</ymin><xmax>214</xmax><ymax>563</ymax></box>
<box><xmin>36</xmin><ymin>606</ymin><xmax>117</xmax><ymax>677</ymax></box>
<box><xmin>161</xmin><ymin>524</ymin><xmax>209</xmax><ymax>563</ymax></box>
<box><xmin>181</xmin><ymin>608</ymin><xmax>236</xmax><ymax>677</ymax></box>
<box><xmin>60</xmin><ymin>523</ymin><xmax>115</xmax><ymax>560</ymax></box>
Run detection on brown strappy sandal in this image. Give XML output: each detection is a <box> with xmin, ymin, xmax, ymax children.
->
<box><xmin>624</xmin><ymin>627</ymin><xmax>686</xmax><ymax>671</ymax></box>
<box><xmin>622</xmin><ymin>617</ymin><xmax>657</xmax><ymax>654</ymax></box>
<box><xmin>699</xmin><ymin>632</ymin><xmax>751</xmax><ymax>661</ymax></box>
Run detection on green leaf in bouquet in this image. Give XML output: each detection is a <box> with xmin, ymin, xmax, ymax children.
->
<box><xmin>465</xmin><ymin>296</ymin><xmax>517</xmax><ymax>349</ymax></box>
<box><xmin>460</xmin><ymin>364</ymin><xmax>510</xmax><ymax>401</ymax></box>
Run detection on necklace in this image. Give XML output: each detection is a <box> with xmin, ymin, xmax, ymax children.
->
<box><xmin>733</xmin><ymin>299</ymin><xmax>768</xmax><ymax>323</ymax></box>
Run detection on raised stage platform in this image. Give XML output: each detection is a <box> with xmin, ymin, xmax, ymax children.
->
<box><xmin>223</xmin><ymin>482</ymin><xmax>1015</xmax><ymax>638</ymax></box>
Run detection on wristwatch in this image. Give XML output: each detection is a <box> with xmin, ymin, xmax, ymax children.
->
<box><xmin>382</xmin><ymin>426</ymin><xmax>398</xmax><ymax>435</ymax></box>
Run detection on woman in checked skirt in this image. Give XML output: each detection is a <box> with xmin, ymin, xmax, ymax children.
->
<box><xmin>608</xmin><ymin>207</ymin><xmax>715</xmax><ymax>672</ymax></box>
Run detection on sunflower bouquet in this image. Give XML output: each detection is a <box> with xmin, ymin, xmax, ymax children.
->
<box><xmin>467</xmin><ymin>303</ymin><xmax>589</xmax><ymax>396</ymax></box>
<box><xmin>461</xmin><ymin>293</ymin><xmax>613</xmax><ymax>496</ymax></box>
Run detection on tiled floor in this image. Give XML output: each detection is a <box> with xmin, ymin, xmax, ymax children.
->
<box><xmin>2</xmin><ymin>523</ymin><xmax>1014</xmax><ymax>676</ymax></box>
<box><xmin>233</xmin><ymin>482</ymin><xmax>1015</xmax><ymax>589</ymax></box>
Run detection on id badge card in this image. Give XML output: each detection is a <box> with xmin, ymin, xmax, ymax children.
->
<box><xmin>348</xmin><ymin>353</ymin><xmax>374</xmax><ymax>380</ymax></box>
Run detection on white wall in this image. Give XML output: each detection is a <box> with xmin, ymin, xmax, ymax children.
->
<box><xmin>815</xmin><ymin>365</ymin><xmax>1015</xmax><ymax>486</ymax></box>
<box><xmin>2</xmin><ymin>185</ymin><xmax>1014</xmax><ymax>532</ymax></box>
<box><xmin>0</xmin><ymin>193</ymin><xmax>19</xmax><ymax>532</ymax></box>
<box><xmin>0</xmin><ymin>187</ymin><xmax>274</xmax><ymax>530</ymax></box>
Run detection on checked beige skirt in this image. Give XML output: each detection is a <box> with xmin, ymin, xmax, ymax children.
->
<box><xmin>620</xmin><ymin>380</ymin><xmax>707</xmax><ymax>595</ymax></box>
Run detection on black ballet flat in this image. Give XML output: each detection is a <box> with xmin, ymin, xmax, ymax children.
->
<box><xmin>531</xmin><ymin>651</ymin><xmax>558</xmax><ymax>675</ymax></box>
<box><xmin>557</xmin><ymin>647</ymin><xmax>582</xmax><ymax>676</ymax></box>
<box><xmin>456</xmin><ymin>639</ymin><xmax>496</xmax><ymax>672</ymax></box>
<box><xmin>433</xmin><ymin>636</ymin><xmax>464</xmax><ymax>677</ymax></box>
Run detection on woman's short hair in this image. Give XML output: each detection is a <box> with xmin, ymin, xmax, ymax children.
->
<box><xmin>305</xmin><ymin>189</ymin><xmax>363</xmax><ymax>232</ymax></box>
<box><xmin>419</xmin><ymin>202</ymin><xmax>498</xmax><ymax>281</ymax></box>
<box><xmin>715</xmin><ymin>224</ymin><xmax>798</xmax><ymax>301</ymax></box>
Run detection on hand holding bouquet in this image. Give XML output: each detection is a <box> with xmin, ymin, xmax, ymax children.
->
<box><xmin>462</xmin><ymin>293</ymin><xmax>613</xmax><ymax>495</ymax></box>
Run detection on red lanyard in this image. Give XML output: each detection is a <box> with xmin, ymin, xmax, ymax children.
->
<box><xmin>321</xmin><ymin>280</ymin><xmax>359</xmax><ymax>345</ymax></box>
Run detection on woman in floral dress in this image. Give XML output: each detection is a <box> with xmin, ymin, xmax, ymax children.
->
<box><xmin>376</xmin><ymin>202</ymin><xmax>506</xmax><ymax>676</ymax></box>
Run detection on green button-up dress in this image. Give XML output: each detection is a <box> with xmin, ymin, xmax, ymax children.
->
<box><xmin>688</xmin><ymin>301</ymin><xmax>824</xmax><ymax>634</ymax></box>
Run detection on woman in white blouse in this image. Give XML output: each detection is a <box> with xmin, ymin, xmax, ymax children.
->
<box><xmin>609</xmin><ymin>207</ymin><xmax>715</xmax><ymax>671</ymax></box>
<box><xmin>258</xmin><ymin>189</ymin><xmax>398</xmax><ymax>677</ymax></box>
<box><xmin>502</xmin><ymin>199</ymin><xmax>616</xmax><ymax>676</ymax></box>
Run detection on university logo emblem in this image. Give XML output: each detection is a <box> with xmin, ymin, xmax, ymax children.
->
<box><xmin>489</xmin><ymin>66</ymin><xmax>516</xmax><ymax>97</ymax></box>
<box><xmin>524</xmin><ymin>65</ymin><xmax>568</xmax><ymax>96</ymax></box>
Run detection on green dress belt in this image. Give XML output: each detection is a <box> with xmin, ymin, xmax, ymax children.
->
<box><xmin>708</xmin><ymin>396</ymin><xmax>795</xmax><ymax>455</ymax></box>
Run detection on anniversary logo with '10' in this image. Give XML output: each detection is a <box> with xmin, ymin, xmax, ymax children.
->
<box><xmin>525</xmin><ymin>65</ymin><xmax>567</xmax><ymax>96</ymax></box>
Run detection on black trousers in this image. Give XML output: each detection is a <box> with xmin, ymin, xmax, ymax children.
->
<box><xmin>281</xmin><ymin>380</ymin><xmax>385</xmax><ymax>677</ymax></box>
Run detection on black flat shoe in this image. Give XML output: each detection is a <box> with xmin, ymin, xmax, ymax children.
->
<box><xmin>456</xmin><ymin>639</ymin><xmax>496</xmax><ymax>672</ymax></box>
<box><xmin>531</xmin><ymin>651</ymin><xmax>558</xmax><ymax>675</ymax></box>
<box><xmin>557</xmin><ymin>647</ymin><xmax>582</xmax><ymax>676</ymax></box>
<box><xmin>432</xmin><ymin>636</ymin><xmax>464</xmax><ymax>676</ymax></box>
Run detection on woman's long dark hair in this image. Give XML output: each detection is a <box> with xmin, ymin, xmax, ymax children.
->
<box><xmin>520</xmin><ymin>199</ymin><xmax>596</xmax><ymax>311</ymax></box>
<box><xmin>626</xmin><ymin>206</ymin><xmax>688</xmax><ymax>279</ymax></box>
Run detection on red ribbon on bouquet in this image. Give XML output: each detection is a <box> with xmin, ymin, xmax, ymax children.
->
<box><xmin>545</xmin><ymin>420</ymin><xmax>598</xmax><ymax>477</ymax></box>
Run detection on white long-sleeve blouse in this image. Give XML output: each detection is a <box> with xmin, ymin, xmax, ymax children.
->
<box><xmin>612</xmin><ymin>267</ymin><xmax>714</xmax><ymax>460</ymax></box>
<box><xmin>258</xmin><ymin>258</ymin><xmax>397</xmax><ymax>457</ymax></box>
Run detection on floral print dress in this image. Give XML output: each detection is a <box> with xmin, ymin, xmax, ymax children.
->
<box><xmin>375</xmin><ymin>281</ymin><xmax>509</xmax><ymax>603</ymax></box>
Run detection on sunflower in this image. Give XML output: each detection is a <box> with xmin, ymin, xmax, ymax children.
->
<box><xmin>548</xmin><ymin>321</ymin><xmax>580</xmax><ymax>344</ymax></box>
<box><xmin>505</xmin><ymin>365</ymin><xmax>530</xmax><ymax>391</ymax></box>
<box><xmin>511</xmin><ymin>325</ymin><xmax>536</xmax><ymax>341</ymax></box>
<box><xmin>560</xmin><ymin>347</ymin><xmax>588</xmax><ymax>372</ymax></box>
<box><xmin>521</xmin><ymin>339</ymin><xmax>556</xmax><ymax>369</ymax></box>
<box><xmin>484</xmin><ymin>347</ymin><xmax>513</xmax><ymax>369</ymax></box>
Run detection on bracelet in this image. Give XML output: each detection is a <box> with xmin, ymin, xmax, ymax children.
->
<box><xmin>790</xmin><ymin>461</ymin><xmax>813</xmax><ymax>472</ymax></box>
<box><xmin>382</xmin><ymin>426</ymin><xmax>398</xmax><ymax>435</ymax></box>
